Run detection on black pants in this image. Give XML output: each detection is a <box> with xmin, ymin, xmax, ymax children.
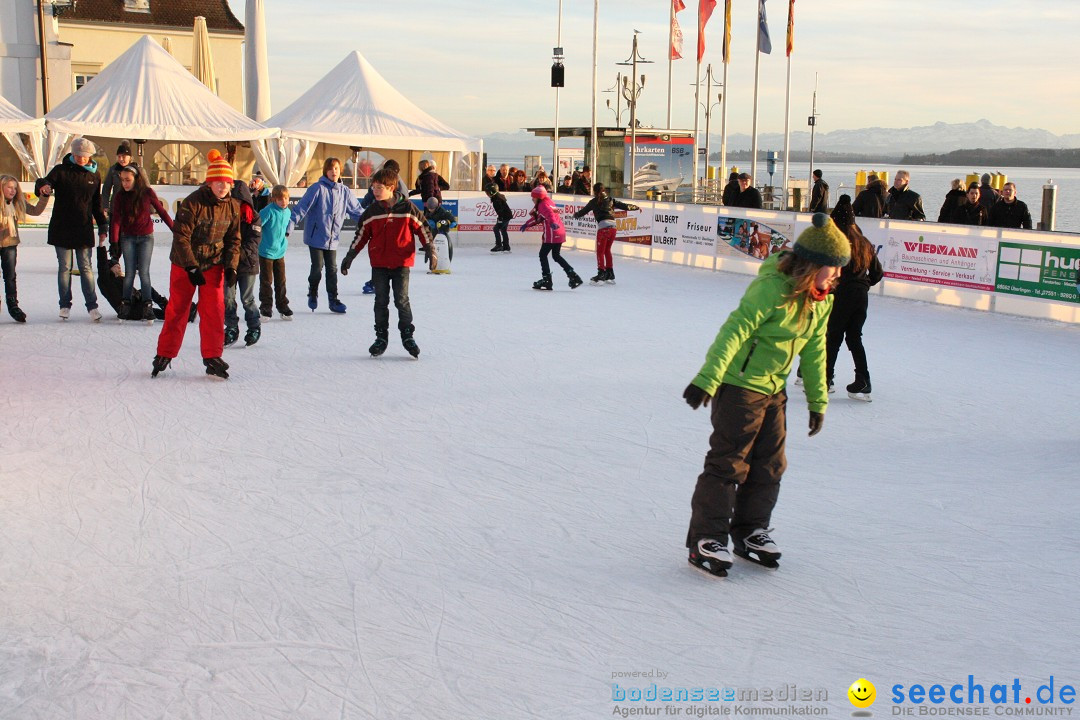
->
<box><xmin>259</xmin><ymin>257</ymin><xmax>289</xmax><ymax>312</ymax></box>
<box><xmin>372</xmin><ymin>266</ymin><xmax>413</xmax><ymax>334</ymax></box>
<box><xmin>308</xmin><ymin>247</ymin><xmax>338</xmax><ymax>299</ymax></box>
<box><xmin>539</xmin><ymin>242</ymin><xmax>573</xmax><ymax>276</ymax></box>
<box><xmin>1</xmin><ymin>246</ymin><xmax>16</xmax><ymax>299</ymax></box>
<box><xmin>826</xmin><ymin>287</ymin><xmax>870</xmax><ymax>383</ymax></box>
<box><xmin>493</xmin><ymin>220</ymin><xmax>510</xmax><ymax>249</ymax></box>
<box><xmin>686</xmin><ymin>384</ymin><xmax>787</xmax><ymax>548</ymax></box>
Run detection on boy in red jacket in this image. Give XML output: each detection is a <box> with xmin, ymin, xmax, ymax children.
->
<box><xmin>340</xmin><ymin>167</ymin><xmax>435</xmax><ymax>358</ymax></box>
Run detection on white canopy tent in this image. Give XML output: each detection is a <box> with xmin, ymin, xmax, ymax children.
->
<box><xmin>0</xmin><ymin>94</ymin><xmax>48</xmax><ymax>179</ymax></box>
<box><xmin>41</xmin><ymin>35</ymin><xmax>278</xmax><ymax>176</ymax></box>
<box><xmin>257</xmin><ymin>51</ymin><xmax>482</xmax><ymax>187</ymax></box>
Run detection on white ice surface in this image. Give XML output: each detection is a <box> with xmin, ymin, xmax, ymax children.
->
<box><xmin>0</xmin><ymin>245</ymin><xmax>1077</xmax><ymax>718</ymax></box>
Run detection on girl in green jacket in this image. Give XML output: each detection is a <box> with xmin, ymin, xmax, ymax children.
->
<box><xmin>682</xmin><ymin>213</ymin><xmax>850</xmax><ymax>576</ymax></box>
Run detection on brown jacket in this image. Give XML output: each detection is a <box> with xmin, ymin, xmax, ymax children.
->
<box><xmin>169</xmin><ymin>184</ymin><xmax>241</xmax><ymax>271</ymax></box>
<box><xmin>1</xmin><ymin>194</ymin><xmax>49</xmax><ymax>248</ymax></box>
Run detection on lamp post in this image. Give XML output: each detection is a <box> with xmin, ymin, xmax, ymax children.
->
<box><xmin>618</xmin><ymin>32</ymin><xmax>651</xmax><ymax>200</ymax></box>
<box><xmin>807</xmin><ymin>74</ymin><xmax>819</xmax><ymax>212</ymax></box>
<box><xmin>603</xmin><ymin>73</ymin><xmax>623</xmax><ymax>126</ymax></box>
<box><xmin>692</xmin><ymin>64</ymin><xmax>722</xmax><ymax>201</ymax></box>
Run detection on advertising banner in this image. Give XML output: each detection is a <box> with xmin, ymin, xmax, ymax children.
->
<box><xmin>717</xmin><ymin>218</ymin><xmax>794</xmax><ymax>261</ymax></box>
<box><xmin>561</xmin><ymin>197</ymin><xmax>652</xmax><ymax>245</ymax></box>
<box><xmin>650</xmin><ymin>208</ymin><xmax>718</xmax><ymax>254</ymax></box>
<box><xmin>878</xmin><ymin>232</ymin><xmax>997</xmax><ymax>291</ymax></box>
<box><xmin>623</xmin><ymin>134</ymin><xmax>693</xmax><ymax>194</ymax></box>
<box><xmin>995</xmin><ymin>241</ymin><xmax>1080</xmax><ymax>303</ymax></box>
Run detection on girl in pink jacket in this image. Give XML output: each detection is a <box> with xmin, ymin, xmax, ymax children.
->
<box><xmin>520</xmin><ymin>185</ymin><xmax>582</xmax><ymax>291</ymax></box>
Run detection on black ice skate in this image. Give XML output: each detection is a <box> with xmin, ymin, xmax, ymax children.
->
<box><xmin>203</xmin><ymin>357</ymin><xmax>230</xmax><ymax>379</ymax></box>
<box><xmin>150</xmin><ymin>355</ymin><xmax>172</xmax><ymax>378</ymax></box>
<box><xmin>688</xmin><ymin>538</ymin><xmax>733</xmax><ymax>577</ymax></box>
<box><xmin>847</xmin><ymin>375</ymin><xmax>872</xmax><ymax>402</ymax></box>
<box><xmin>224</xmin><ymin>325</ymin><xmax>239</xmax><ymax>347</ymax></box>
<box><xmin>244</xmin><ymin>327</ymin><xmax>261</xmax><ymax>346</ymax></box>
<box><xmin>604</xmin><ymin>268</ymin><xmax>616</xmax><ymax>285</ymax></box>
<box><xmin>590</xmin><ymin>268</ymin><xmax>606</xmax><ymax>285</ymax></box>
<box><xmin>6</xmin><ymin>295</ymin><xmax>26</xmax><ymax>323</ymax></box>
<box><xmin>118</xmin><ymin>299</ymin><xmax>132</xmax><ymax>322</ymax></box>
<box><xmin>369</xmin><ymin>330</ymin><xmax>389</xmax><ymax>357</ymax></box>
<box><xmin>402</xmin><ymin>335</ymin><xmax>420</xmax><ymax>358</ymax></box>
<box><xmin>532</xmin><ymin>274</ymin><xmax>553</xmax><ymax>291</ymax></box>
<box><xmin>141</xmin><ymin>300</ymin><xmax>155</xmax><ymax>325</ymax></box>
<box><xmin>567</xmin><ymin>271</ymin><xmax>583</xmax><ymax>289</ymax></box>
<box><xmin>733</xmin><ymin>528</ymin><xmax>781</xmax><ymax>568</ymax></box>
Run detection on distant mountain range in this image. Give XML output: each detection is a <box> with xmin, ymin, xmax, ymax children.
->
<box><xmin>481</xmin><ymin>120</ymin><xmax>1080</xmax><ymax>160</ymax></box>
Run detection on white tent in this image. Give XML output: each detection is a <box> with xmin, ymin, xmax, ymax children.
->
<box><xmin>0</xmin><ymin>94</ymin><xmax>48</xmax><ymax>178</ymax></box>
<box><xmin>45</xmin><ymin>35</ymin><xmax>278</xmax><ymax>148</ymax></box>
<box><xmin>257</xmin><ymin>51</ymin><xmax>481</xmax><ymax>186</ymax></box>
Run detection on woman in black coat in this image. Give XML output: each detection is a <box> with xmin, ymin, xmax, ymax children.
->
<box><xmin>35</xmin><ymin>137</ymin><xmax>108</xmax><ymax>321</ymax></box>
<box><xmin>937</xmin><ymin>178</ymin><xmax>966</xmax><ymax>223</ymax></box>
<box><xmin>827</xmin><ymin>196</ymin><xmax>883</xmax><ymax>400</ymax></box>
<box><xmin>949</xmin><ymin>183</ymin><xmax>988</xmax><ymax>226</ymax></box>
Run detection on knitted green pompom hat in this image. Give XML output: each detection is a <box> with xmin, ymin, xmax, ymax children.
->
<box><xmin>793</xmin><ymin>212</ymin><xmax>851</xmax><ymax>267</ymax></box>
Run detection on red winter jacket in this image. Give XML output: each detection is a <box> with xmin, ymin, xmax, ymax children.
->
<box><xmin>345</xmin><ymin>194</ymin><xmax>432</xmax><ymax>269</ymax></box>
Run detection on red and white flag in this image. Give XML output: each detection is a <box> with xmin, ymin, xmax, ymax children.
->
<box><xmin>697</xmin><ymin>0</ymin><xmax>717</xmax><ymax>63</ymax></box>
<box><xmin>786</xmin><ymin>0</ymin><xmax>795</xmax><ymax>57</ymax></box>
<box><xmin>671</xmin><ymin>0</ymin><xmax>686</xmax><ymax>60</ymax></box>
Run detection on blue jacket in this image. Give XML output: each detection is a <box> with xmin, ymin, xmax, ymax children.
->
<box><xmin>288</xmin><ymin>175</ymin><xmax>364</xmax><ymax>250</ymax></box>
<box><xmin>258</xmin><ymin>204</ymin><xmax>291</xmax><ymax>260</ymax></box>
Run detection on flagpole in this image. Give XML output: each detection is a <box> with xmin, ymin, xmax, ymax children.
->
<box><xmin>693</xmin><ymin>22</ymin><xmax>702</xmax><ymax>200</ymax></box>
<box><xmin>751</xmin><ymin>13</ymin><xmax>762</xmax><ymax>186</ymax></box>
<box><xmin>554</xmin><ymin>0</ymin><xmax>563</xmax><ymax>177</ymax></box>
<box><xmin>720</xmin><ymin>59</ymin><xmax>729</xmax><ymax>182</ymax></box>
<box><xmin>667</xmin><ymin>0</ymin><xmax>675</xmax><ymax>129</ymax></box>
<box><xmin>720</xmin><ymin>0</ymin><xmax>730</xmax><ymax>186</ymax></box>
<box><xmin>591</xmin><ymin>0</ymin><xmax>599</xmax><ymax>176</ymax></box>
<box><xmin>782</xmin><ymin>55</ymin><xmax>791</xmax><ymax>211</ymax></box>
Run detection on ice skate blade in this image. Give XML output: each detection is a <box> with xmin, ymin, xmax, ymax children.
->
<box><xmin>688</xmin><ymin>557</ymin><xmax>729</xmax><ymax>577</ymax></box>
<box><xmin>734</xmin><ymin>549</ymin><xmax>780</xmax><ymax>569</ymax></box>
<box><xmin>848</xmin><ymin>391</ymin><xmax>872</xmax><ymax>402</ymax></box>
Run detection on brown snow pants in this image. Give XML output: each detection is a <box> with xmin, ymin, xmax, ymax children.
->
<box><xmin>686</xmin><ymin>384</ymin><xmax>788</xmax><ymax>548</ymax></box>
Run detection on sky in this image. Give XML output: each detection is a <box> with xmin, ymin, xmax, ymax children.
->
<box><xmin>226</xmin><ymin>0</ymin><xmax>1080</xmax><ymax>138</ymax></box>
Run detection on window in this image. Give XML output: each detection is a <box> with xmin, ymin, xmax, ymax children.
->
<box><xmin>123</xmin><ymin>0</ymin><xmax>151</xmax><ymax>12</ymax></box>
<box><xmin>74</xmin><ymin>73</ymin><xmax>96</xmax><ymax>92</ymax></box>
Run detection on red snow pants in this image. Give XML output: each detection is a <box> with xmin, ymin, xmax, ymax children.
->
<box><xmin>156</xmin><ymin>263</ymin><xmax>225</xmax><ymax>359</ymax></box>
<box><xmin>595</xmin><ymin>227</ymin><xmax>616</xmax><ymax>270</ymax></box>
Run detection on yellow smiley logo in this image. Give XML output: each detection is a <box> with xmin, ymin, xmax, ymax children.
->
<box><xmin>848</xmin><ymin>678</ymin><xmax>876</xmax><ymax>708</ymax></box>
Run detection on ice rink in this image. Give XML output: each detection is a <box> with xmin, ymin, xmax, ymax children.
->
<box><xmin>1</xmin><ymin>244</ymin><xmax>1076</xmax><ymax>718</ymax></box>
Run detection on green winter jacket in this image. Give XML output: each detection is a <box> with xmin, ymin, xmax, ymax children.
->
<box><xmin>691</xmin><ymin>252</ymin><xmax>834</xmax><ymax>413</ymax></box>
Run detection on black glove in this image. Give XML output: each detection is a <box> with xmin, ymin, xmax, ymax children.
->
<box><xmin>108</xmin><ymin>241</ymin><xmax>121</xmax><ymax>261</ymax></box>
<box><xmin>682</xmin><ymin>383</ymin><xmax>711</xmax><ymax>410</ymax></box>
<box><xmin>808</xmin><ymin>411</ymin><xmax>825</xmax><ymax>437</ymax></box>
<box><xmin>186</xmin><ymin>267</ymin><xmax>206</xmax><ymax>286</ymax></box>
<box><xmin>224</xmin><ymin>267</ymin><xmax>237</xmax><ymax>287</ymax></box>
<box><xmin>340</xmin><ymin>254</ymin><xmax>353</xmax><ymax>276</ymax></box>
<box><xmin>423</xmin><ymin>245</ymin><xmax>432</xmax><ymax>265</ymax></box>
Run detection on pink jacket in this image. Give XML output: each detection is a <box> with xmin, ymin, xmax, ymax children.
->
<box><xmin>521</xmin><ymin>197</ymin><xmax>566</xmax><ymax>244</ymax></box>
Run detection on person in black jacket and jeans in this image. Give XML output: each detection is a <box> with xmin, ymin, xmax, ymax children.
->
<box><xmin>35</xmin><ymin>137</ymin><xmax>108</xmax><ymax>322</ymax></box>
<box><xmin>809</xmin><ymin>169</ymin><xmax>829</xmax><ymax>213</ymax></box>
<box><xmin>826</xmin><ymin>196</ymin><xmax>883</xmax><ymax>400</ymax></box>
<box><xmin>853</xmin><ymin>174</ymin><xmax>887</xmax><ymax>218</ymax></box>
<box><xmin>988</xmin><ymin>183</ymin><xmax>1032</xmax><ymax>229</ymax></box>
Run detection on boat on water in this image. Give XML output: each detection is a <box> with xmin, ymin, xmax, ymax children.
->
<box><xmin>632</xmin><ymin>162</ymin><xmax>683</xmax><ymax>192</ymax></box>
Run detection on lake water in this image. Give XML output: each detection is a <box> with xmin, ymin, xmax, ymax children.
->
<box><xmin>488</xmin><ymin>155</ymin><xmax>1080</xmax><ymax>234</ymax></box>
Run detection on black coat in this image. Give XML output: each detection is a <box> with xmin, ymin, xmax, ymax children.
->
<box><xmin>937</xmin><ymin>189</ymin><xmax>966</xmax><ymax>223</ymax></box>
<box><xmin>734</xmin><ymin>187</ymin><xmax>763</xmax><ymax>209</ymax></box>
<box><xmin>572</xmin><ymin>175</ymin><xmax>593</xmax><ymax>195</ymax></box>
<box><xmin>988</xmin><ymin>199</ymin><xmax>1032</xmax><ymax>230</ymax></box>
<box><xmin>231</xmin><ymin>181</ymin><xmax>262</xmax><ymax>275</ymax></box>
<box><xmin>978</xmin><ymin>183</ymin><xmax>999</xmax><ymax>211</ymax></box>
<box><xmin>885</xmin><ymin>186</ymin><xmax>926</xmax><ymax>221</ymax></box>
<box><xmin>949</xmin><ymin>200</ymin><xmax>987</xmax><ymax>226</ymax></box>
<box><xmin>809</xmin><ymin>179</ymin><xmax>830</xmax><ymax>213</ymax></box>
<box><xmin>410</xmin><ymin>168</ymin><xmax>450</xmax><ymax>202</ymax></box>
<box><xmin>36</xmin><ymin>155</ymin><xmax>108</xmax><ymax>248</ymax></box>
<box><xmin>853</xmin><ymin>181</ymin><xmax>886</xmax><ymax>218</ymax></box>
<box><xmin>722</xmin><ymin>179</ymin><xmax>741</xmax><ymax>206</ymax></box>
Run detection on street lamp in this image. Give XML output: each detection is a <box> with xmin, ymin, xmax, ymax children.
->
<box><xmin>692</xmin><ymin>63</ymin><xmax>723</xmax><ymax>201</ymax></box>
<box><xmin>617</xmin><ymin>32</ymin><xmax>651</xmax><ymax>199</ymax></box>
<box><xmin>603</xmin><ymin>73</ymin><xmax>623</xmax><ymax>126</ymax></box>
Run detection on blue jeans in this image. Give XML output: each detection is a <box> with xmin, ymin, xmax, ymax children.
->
<box><xmin>225</xmin><ymin>272</ymin><xmax>261</xmax><ymax>331</ymax></box>
<box><xmin>121</xmin><ymin>234</ymin><xmax>154</xmax><ymax>301</ymax></box>
<box><xmin>372</xmin><ymin>266</ymin><xmax>413</xmax><ymax>333</ymax></box>
<box><xmin>55</xmin><ymin>246</ymin><xmax>97</xmax><ymax>310</ymax></box>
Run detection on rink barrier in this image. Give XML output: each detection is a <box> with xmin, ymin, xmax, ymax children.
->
<box><xmin>18</xmin><ymin>187</ymin><xmax>1080</xmax><ymax>324</ymax></box>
